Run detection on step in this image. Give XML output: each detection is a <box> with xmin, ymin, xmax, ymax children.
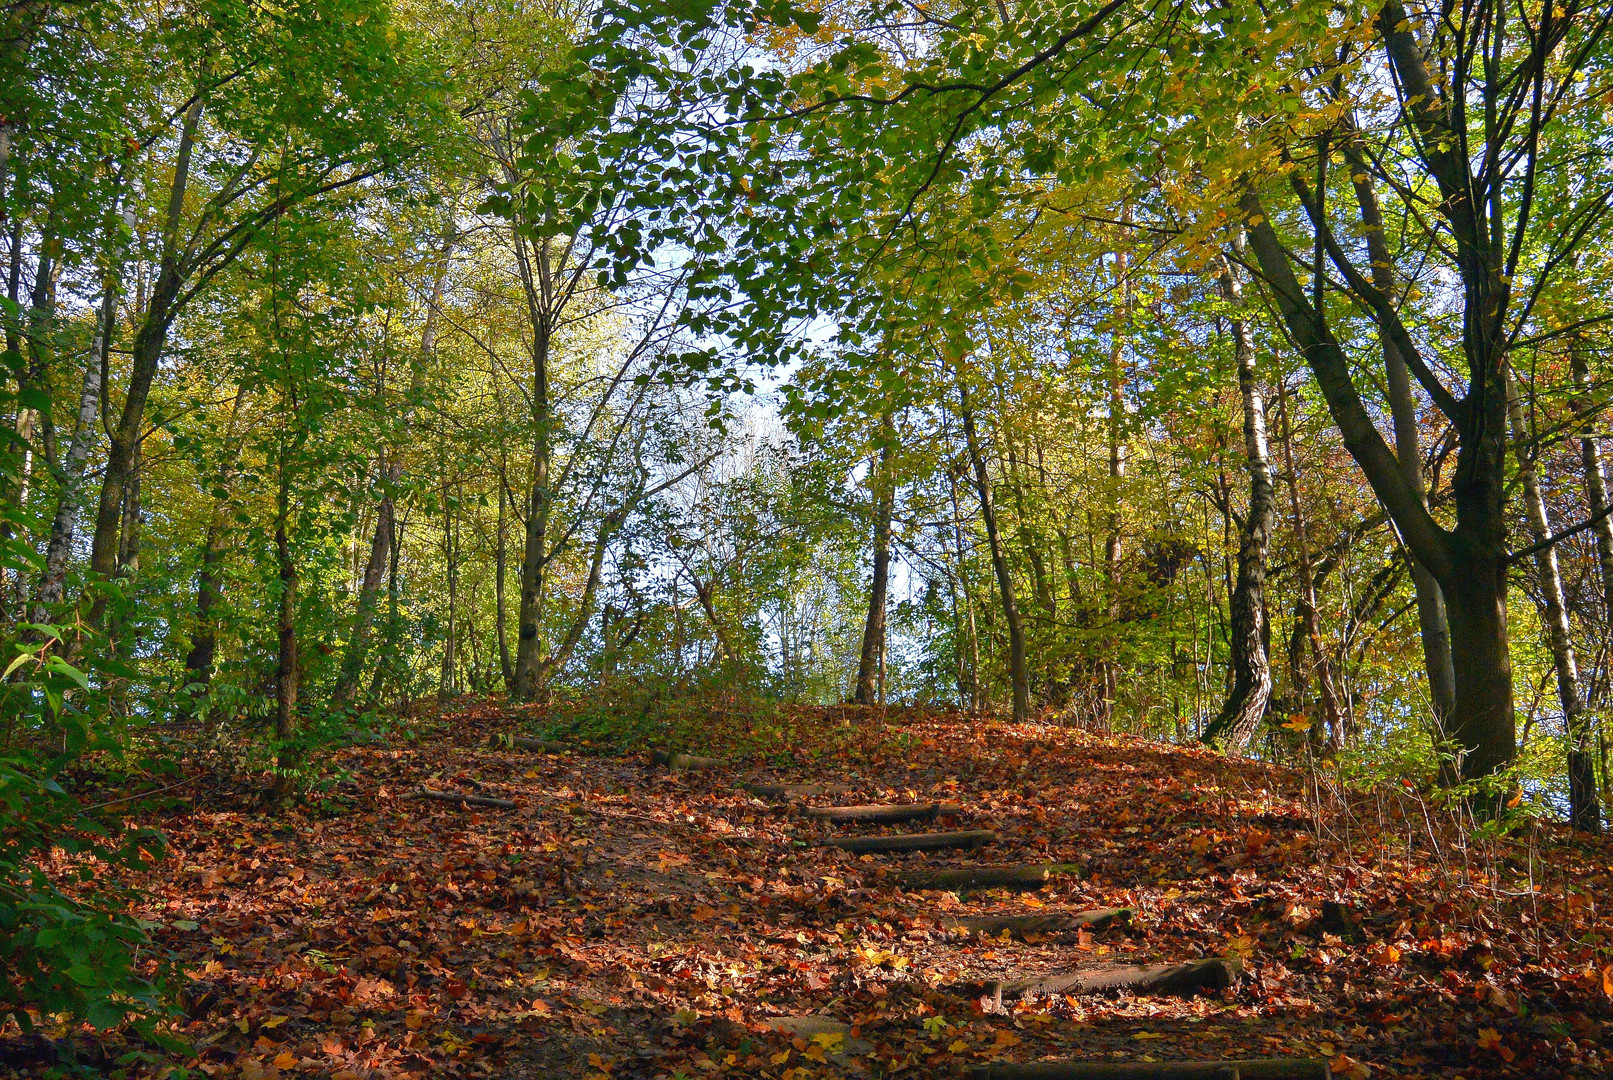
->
<box><xmin>944</xmin><ymin>907</ymin><xmax>1130</xmax><ymax>938</ymax></box>
<box><xmin>897</xmin><ymin>864</ymin><xmax>1053</xmax><ymax>891</ymax></box>
<box><xmin>801</xmin><ymin>802</ymin><xmax>962</xmax><ymax>824</ymax></box>
<box><xmin>819</xmin><ymin>829</ymin><xmax>996</xmax><ymax>854</ymax></box>
<box><xmin>969</xmin><ymin>1057</ymin><xmax>1328</xmax><ymax>1079</ymax></box>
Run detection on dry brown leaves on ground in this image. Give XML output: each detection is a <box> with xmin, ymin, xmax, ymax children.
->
<box><xmin>4</xmin><ymin>702</ymin><xmax>1612</xmax><ymax>1079</ymax></box>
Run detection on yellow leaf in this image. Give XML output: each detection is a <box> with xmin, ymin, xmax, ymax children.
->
<box><xmin>274</xmin><ymin>1052</ymin><xmax>297</xmax><ymax>1070</ymax></box>
<box><xmin>1133</xmin><ymin>1031</ymin><xmax>1165</xmax><ymax>1040</ymax></box>
<box><xmin>1282</xmin><ymin>714</ymin><xmax>1312</xmax><ymax>732</ymax></box>
<box><xmin>1246</xmin><ymin>213</ymin><xmax>1265</xmax><ymax>227</ymax></box>
<box><xmin>1477</xmin><ymin>1027</ymin><xmax>1503</xmax><ymax>1051</ymax></box>
<box><xmin>811</xmin><ymin>1032</ymin><xmax>844</xmax><ymax>1050</ymax></box>
<box><xmin>949</xmin><ymin>1038</ymin><xmax>969</xmax><ymax>1053</ymax></box>
<box><xmin>803</xmin><ymin>1044</ymin><xmax>828</xmax><ymax>1062</ymax></box>
<box><xmin>771</xmin><ymin>1050</ymin><xmax>792</xmax><ymax>1065</ymax></box>
<box><xmin>262</xmin><ymin>1014</ymin><xmax>289</xmax><ymax>1029</ymax></box>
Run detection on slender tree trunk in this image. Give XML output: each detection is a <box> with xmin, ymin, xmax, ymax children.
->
<box><xmin>960</xmin><ymin>389</ymin><xmax>1028</xmax><ymax>723</ymax></box>
<box><xmin>1275</xmin><ymin>381</ymin><xmax>1346</xmax><ymax>752</ymax></box>
<box><xmin>438</xmin><ymin>474</ymin><xmax>457</xmax><ymax>705</ymax></box>
<box><xmin>1508</xmin><ymin>374</ymin><xmax>1601</xmax><ymax>832</ymax></box>
<box><xmin>512</xmin><ymin>230</ymin><xmax>553</xmax><ymax>702</ymax></box>
<box><xmin>1203</xmin><ymin>251</ymin><xmax>1275</xmax><ymax>750</ymax></box>
<box><xmin>949</xmin><ymin>470</ymin><xmax>983</xmax><ymax>710</ymax></box>
<box><xmin>1571</xmin><ymin>344</ymin><xmax>1613</xmax><ymax>642</ymax></box>
<box><xmin>495</xmin><ymin>457</ymin><xmax>513</xmax><ymax>690</ymax></box>
<box><xmin>336</xmin><ymin>224</ymin><xmax>454</xmax><ymax>703</ymax></box>
<box><xmin>1102</xmin><ymin>242</ymin><xmax>1130</xmax><ymax>727</ymax></box>
<box><xmin>855</xmin><ymin>437</ymin><xmax>895</xmax><ymax>705</ymax></box>
<box><xmin>272</xmin><ymin>466</ymin><xmax>300</xmax><ymax>804</ymax></box>
<box><xmin>33</xmin><ymin>266</ymin><xmax>113</xmax><ymax>615</ymax></box>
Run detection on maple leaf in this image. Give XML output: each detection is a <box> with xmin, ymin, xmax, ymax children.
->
<box><xmin>1365</xmin><ymin>942</ymin><xmax>1400</xmax><ymax>966</ymax></box>
<box><xmin>1476</xmin><ymin>1028</ymin><xmax>1514</xmax><ymax>1061</ymax></box>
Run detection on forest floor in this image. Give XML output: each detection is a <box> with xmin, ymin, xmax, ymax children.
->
<box><xmin>6</xmin><ymin>701</ymin><xmax>1613</xmax><ymax>1079</ymax></box>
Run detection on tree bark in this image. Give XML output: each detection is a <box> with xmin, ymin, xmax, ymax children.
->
<box><xmin>438</xmin><ymin>473</ymin><xmax>457</xmax><ymax>705</ymax></box>
<box><xmin>33</xmin><ymin>263</ymin><xmax>113</xmax><ymax>615</ymax></box>
<box><xmin>1202</xmin><ymin>249</ymin><xmax>1275</xmax><ymax>751</ymax></box>
<box><xmin>88</xmin><ymin>97</ymin><xmax>202</xmax><ymax>622</ymax></box>
<box><xmin>272</xmin><ymin>465</ymin><xmax>300</xmax><ymax>804</ymax></box>
<box><xmin>335</xmin><ymin>223</ymin><xmax>454</xmax><ymax>704</ymax></box>
<box><xmin>1345</xmin><ymin>153</ymin><xmax>1456</xmax><ymax>723</ymax></box>
<box><xmin>1507</xmin><ymin>374</ymin><xmax>1600</xmax><ymax>832</ymax></box>
<box><xmin>1240</xmin><ymin>183</ymin><xmax>1515</xmax><ymax>784</ymax></box>
<box><xmin>854</xmin><ymin>434</ymin><xmax>895</xmax><ymax>705</ymax></box>
<box><xmin>495</xmin><ymin>454</ymin><xmax>513</xmax><ymax>690</ymax></box>
<box><xmin>1570</xmin><ymin>344</ymin><xmax>1613</xmax><ymax>640</ymax></box>
<box><xmin>960</xmin><ymin>389</ymin><xmax>1029</xmax><ymax>723</ymax></box>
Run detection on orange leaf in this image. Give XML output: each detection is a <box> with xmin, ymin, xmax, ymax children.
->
<box><xmin>273</xmin><ymin>1052</ymin><xmax>297</xmax><ymax>1070</ymax></box>
<box><xmin>1601</xmin><ymin>964</ymin><xmax>1613</xmax><ymax>998</ymax></box>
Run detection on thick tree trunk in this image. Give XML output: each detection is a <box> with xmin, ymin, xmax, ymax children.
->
<box><xmin>855</xmin><ymin>438</ymin><xmax>895</xmax><ymax>705</ymax></box>
<box><xmin>88</xmin><ymin>98</ymin><xmax>201</xmax><ymax>623</ymax></box>
<box><xmin>1202</xmin><ymin>251</ymin><xmax>1275</xmax><ymax>751</ymax></box>
<box><xmin>960</xmin><ymin>391</ymin><xmax>1029</xmax><ymax>723</ymax></box>
<box><xmin>1508</xmin><ymin>375</ymin><xmax>1601</xmax><ymax>832</ymax></box>
<box><xmin>1241</xmin><ymin>187</ymin><xmax>1515</xmax><ymax>784</ymax></box>
<box><xmin>1346</xmin><ymin>153</ymin><xmax>1456</xmax><ymax>724</ymax></box>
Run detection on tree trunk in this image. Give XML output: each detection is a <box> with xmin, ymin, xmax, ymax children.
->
<box><xmin>88</xmin><ymin>98</ymin><xmax>202</xmax><ymax>623</ymax></box>
<box><xmin>1102</xmin><ymin>241</ymin><xmax>1130</xmax><ymax>727</ymax></box>
<box><xmin>495</xmin><ymin>457</ymin><xmax>513</xmax><ymax>690</ymax></box>
<box><xmin>1202</xmin><ymin>250</ymin><xmax>1275</xmax><ymax>750</ymax></box>
<box><xmin>1241</xmin><ymin>186</ymin><xmax>1515</xmax><ymax>784</ymax></box>
<box><xmin>335</xmin><ymin>223</ymin><xmax>454</xmax><ymax>704</ymax></box>
<box><xmin>511</xmin><ymin>228</ymin><xmax>554</xmax><ymax>702</ymax></box>
<box><xmin>33</xmin><ymin>265</ymin><xmax>112</xmax><ymax>615</ymax></box>
<box><xmin>1274</xmin><ymin>381</ymin><xmax>1346</xmax><ymax>753</ymax></box>
<box><xmin>272</xmin><ymin>468</ymin><xmax>300</xmax><ymax>804</ymax></box>
<box><xmin>855</xmin><ymin>437</ymin><xmax>895</xmax><ymax>705</ymax></box>
<box><xmin>1346</xmin><ymin>153</ymin><xmax>1456</xmax><ymax>723</ymax></box>
<box><xmin>1507</xmin><ymin>374</ymin><xmax>1601</xmax><ymax>832</ymax></box>
<box><xmin>438</xmin><ymin>473</ymin><xmax>457</xmax><ymax>705</ymax></box>
<box><xmin>1571</xmin><ymin>344</ymin><xmax>1613</xmax><ymax>639</ymax></box>
<box><xmin>960</xmin><ymin>389</ymin><xmax>1029</xmax><ymax>723</ymax></box>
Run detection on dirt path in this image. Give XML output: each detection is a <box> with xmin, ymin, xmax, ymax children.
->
<box><xmin>11</xmin><ymin>702</ymin><xmax>1612</xmax><ymax>1079</ymax></box>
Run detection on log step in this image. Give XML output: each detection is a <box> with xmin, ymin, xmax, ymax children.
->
<box><xmin>945</xmin><ymin>908</ymin><xmax>1131</xmax><ymax>938</ymax></box>
<box><xmin>652</xmin><ymin>750</ymin><xmax>725</xmax><ymax>770</ymax></box>
<box><xmin>802</xmin><ymin>802</ymin><xmax>962</xmax><ymax>824</ymax></box>
<box><xmin>897</xmin><ymin>864</ymin><xmax>1052</xmax><ymax>891</ymax></box>
<box><xmin>963</xmin><ymin>957</ymin><xmax>1240</xmax><ymax>1003</ymax></box>
<box><xmin>820</xmin><ymin>829</ymin><xmax>996</xmax><ymax>854</ymax></box>
<box><xmin>970</xmin><ymin>1058</ymin><xmax>1327</xmax><ymax>1080</ymax></box>
<box><xmin>506</xmin><ymin>735</ymin><xmax>568</xmax><ymax>753</ymax></box>
<box><xmin>741</xmin><ymin>782</ymin><xmax>854</xmax><ymax>799</ymax></box>
<box><xmin>417</xmin><ymin>789</ymin><xmax>517</xmax><ymax>810</ymax></box>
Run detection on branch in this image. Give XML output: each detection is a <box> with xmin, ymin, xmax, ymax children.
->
<box><xmin>1507</xmin><ymin>501</ymin><xmax>1613</xmax><ymax>565</ymax></box>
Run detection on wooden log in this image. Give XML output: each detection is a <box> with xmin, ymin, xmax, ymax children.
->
<box><xmin>897</xmin><ymin>864</ymin><xmax>1051</xmax><ymax>891</ymax></box>
<box><xmin>651</xmin><ymin>750</ymin><xmax>725</xmax><ymax>770</ymax></box>
<box><xmin>970</xmin><ymin>1057</ymin><xmax>1327</xmax><ymax>1080</ymax></box>
<box><xmin>978</xmin><ymin>957</ymin><xmax>1240</xmax><ymax>1002</ymax></box>
<box><xmin>820</xmin><ymin>829</ymin><xmax>996</xmax><ymax>854</ymax></box>
<box><xmin>945</xmin><ymin>907</ymin><xmax>1131</xmax><ymax>938</ymax></box>
<box><xmin>417</xmin><ymin>789</ymin><xmax>517</xmax><ymax>810</ymax></box>
<box><xmin>740</xmin><ymin>782</ymin><xmax>853</xmax><ymax>799</ymax></box>
<box><xmin>507</xmin><ymin>735</ymin><xmax>569</xmax><ymax>754</ymax></box>
<box><xmin>801</xmin><ymin>802</ymin><xmax>962</xmax><ymax>824</ymax></box>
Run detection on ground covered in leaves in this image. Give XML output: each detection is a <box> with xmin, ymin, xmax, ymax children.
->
<box><xmin>7</xmin><ymin>702</ymin><xmax>1613</xmax><ymax>1079</ymax></box>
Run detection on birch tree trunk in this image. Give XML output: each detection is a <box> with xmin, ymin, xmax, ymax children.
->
<box><xmin>1202</xmin><ymin>250</ymin><xmax>1275</xmax><ymax>750</ymax></box>
<box><xmin>1507</xmin><ymin>374</ymin><xmax>1601</xmax><ymax>832</ymax></box>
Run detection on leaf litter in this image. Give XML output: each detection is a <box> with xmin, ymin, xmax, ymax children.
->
<box><xmin>4</xmin><ymin>701</ymin><xmax>1612</xmax><ymax>1078</ymax></box>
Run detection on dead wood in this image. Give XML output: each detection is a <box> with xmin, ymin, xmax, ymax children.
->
<box><xmin>505</xmin><ymin>735</ymin><xmax>569</xmax><ymax>754</ymax></box>
<box><xmin>819</xmin><ymin>829</ymin><xmax>996</xmax><ymax>854</ymax></box>
<box><xmin>740</xmin><ymin>782</ymin><xmax>854</xmax><ymax>799</ymax></box>
<box><xmin>969</xmin><ymin>1058</ymin><xmax>1327</xmax><ymax>1080</ymax></box>
<box><xmin>800</xmin><ymin>802</ymin><xmax>962</xmax><ymax>823</ymax></box>
<box><xmin>896</xmin><ymin>864</ymin><xmax>1052</xmax><ymax>890</ymax></box>
<box><xmin>651</xmin><ymin>750</ymin><xmax>725</xmax><ymax>770</ymax></box>
<box><xmin>416</xmin><ymin>789</ymin><xmax>517</xmax><ymax>810</ymax></box>
<box><xmin>944</xmin><ymin>907</ymin><xmax>1131</xmax><ymax>938</ymax></box>
<box><xmin>968</xmin><ymin>957</ymin><xmax>1241</xmax><ymax>1003</ymax></box>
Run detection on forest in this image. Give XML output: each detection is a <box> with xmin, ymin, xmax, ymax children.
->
<box><xmin>2</xmin><ymin>0</ymin><xmax>1613</xmax><ymax>1075</ymax></box>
